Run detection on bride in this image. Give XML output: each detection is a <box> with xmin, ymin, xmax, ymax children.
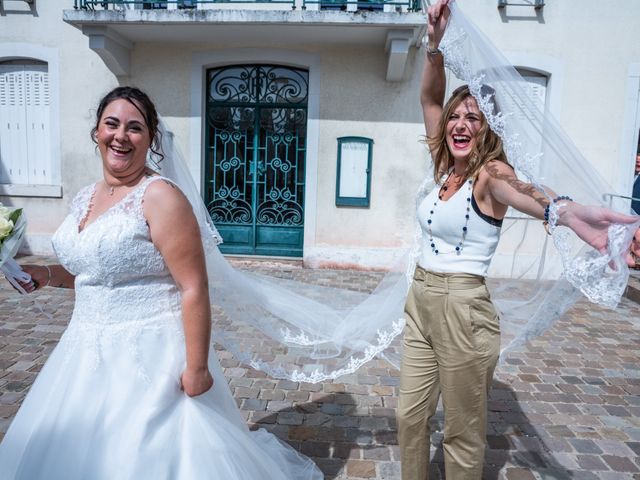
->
<box><xmin>0</xmin><ymin>86</ymin><xmax>323</xmax><ymax>480</ymax></box>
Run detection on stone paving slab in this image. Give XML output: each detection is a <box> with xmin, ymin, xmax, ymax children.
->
<box><xmin>1</xmin><ymin>256</ymin><xmax>639</xmax><ymax>479</ymax></box>
<box><xmin>626</xmin><ymin>271</ymin><xmax>640</xmax><ymax>305</ymax></box>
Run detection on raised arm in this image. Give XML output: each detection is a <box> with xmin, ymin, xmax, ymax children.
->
<box><xmin>421</xmin><ymin>0</ymin><xmax>451</xmax><ymax>148</ymax></box>
<box><xmin>144</xmin><ymin>179</ymin><xmax>214</xmax><ymax>397</ymax></box>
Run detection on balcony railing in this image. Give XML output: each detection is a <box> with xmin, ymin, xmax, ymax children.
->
<box><xmin>302</xmin><ymin>0</ymin><xmax>420</xmax><ymax>10</ymax></box>
<box><xmin>74</xmin><ymin>0</ymin><xmax>294</xmax><ymax>8</ymax></box>
<box><xmin>73</xmin><ymin>0</ymin><xmax>422</xmax><ymax>12</ymax></box>
<box><xmin>603</xmin><ymin>193</ymin><xmax>640</xmax><ymax>209</ymax></box>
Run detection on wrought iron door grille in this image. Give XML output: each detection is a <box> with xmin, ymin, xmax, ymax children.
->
<box><xmin>205</xmin><ymin>65</ymin><xmax>308</xmax><ymax>257</ymax></box>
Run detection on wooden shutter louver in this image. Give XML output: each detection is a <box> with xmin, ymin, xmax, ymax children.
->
<box><xmin>0</xmin><ymin>62</ymin><xmax>51</xmax><ymax>185</ymax></box>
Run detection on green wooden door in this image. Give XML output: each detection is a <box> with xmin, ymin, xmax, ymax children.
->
<box><xmin>204</xmin><ymin>65</ymin><xmax>308</xmax><ymax>257</ymax></box>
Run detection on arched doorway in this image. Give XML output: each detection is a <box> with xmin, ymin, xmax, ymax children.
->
<box><xmin>204</xmin><ymin>64</ymin><xmax>308</xmax><ymax>257</ymax></box>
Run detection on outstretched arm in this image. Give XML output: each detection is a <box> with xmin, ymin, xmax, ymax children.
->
<box><xmin>557</xmin><ymin>204</ymin><xmax>640</xmax><ymax>264</ymax></box>
<box><xmin>145</xmin><ymin>179</ymin><xmax>214</xmax><ymax>397</ymax></box>
<box><xmin>483</xmin><ymin>160</ymin><xmax>640</xmax><ymax>266</ymax></box>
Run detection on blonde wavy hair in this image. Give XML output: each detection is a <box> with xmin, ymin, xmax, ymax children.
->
<box><xmin>427</xmin><ymin>85</ymin><xmax>509</xmax><ymax>185</ymax></box>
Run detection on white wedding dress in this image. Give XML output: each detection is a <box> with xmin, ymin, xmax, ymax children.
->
<box><xmin>0</xmin><ymin>176</ymin><xmax>323</xmax><ymax>480</ymax></box>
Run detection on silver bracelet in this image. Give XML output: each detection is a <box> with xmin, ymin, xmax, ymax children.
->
<box><xmin>421</xmin><ymin>35</ymin><xmax>442</xmax><ymax>56</ymax></box>
<box><xmin>43</xmin><ymin>265</ymin><xmax>52</xmax><ymax>287</ymax></box>
<box><xmin>425</xmin><ymin>45</ymin><xmax>442</xmax><ymax>56</ymax></box>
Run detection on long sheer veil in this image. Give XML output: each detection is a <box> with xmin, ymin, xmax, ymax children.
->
<box><xmin>436</xmin><ymin>1</ymin><xmax>639</xmax><ymax>353</ymax></box>
<box><xmin>156</xmin><ymin>129</ymin><xmax>410</xmax><ymax>382</ymax></box>
<box><xmin>153</xmin><ymin>1</ymin><xmax>638</xmax><ymax>382</ymax></box>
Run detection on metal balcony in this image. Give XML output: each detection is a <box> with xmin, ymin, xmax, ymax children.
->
<box><xmin>64</xmin><ymin>0</ymin><xmax>425</xmax><ymax>79</ymax></box>
<box><xmin>73</xmin><ymin>0</ymin><xmax>422</xmax><ymax>11</ymax></box>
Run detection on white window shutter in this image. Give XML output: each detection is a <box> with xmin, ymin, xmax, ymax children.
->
<box><xmin>518</xmin><ymin>73</ymin><xmax>547</xmax><ymax>178</ymax></box>
<box><xmin>0</xmin><ymin>65</ymin><xmax>29</xmax><ymax>184</ymax></box>
<box><xmin>24</xmin><ymin>65</ymin><xmax>51</xmax><ymax>185</ymax></box>
<box><xmin>506</xmin><ymin>71</ymin><xmax>548</xmax><ymax>218</ymax></box>
<box><xmin>522</xmin><ymin>74</ymin><xmax>547</xmax><ymax>108</ymax></box>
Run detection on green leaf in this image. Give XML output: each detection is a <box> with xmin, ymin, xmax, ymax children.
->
<box><xmin>8</xmin><ymin>208</ymin><xmax>22</xmax><ymax>225</ymax></box>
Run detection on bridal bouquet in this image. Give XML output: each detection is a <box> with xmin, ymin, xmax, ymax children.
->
<box><xmin>0</xmin><ymin>203</ymin><xmax>31</xmax><ymax>293</ymax></box>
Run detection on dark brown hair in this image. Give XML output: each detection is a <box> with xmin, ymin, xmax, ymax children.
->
<box><xmin>91</xmin><ymin>86</ymin><xmax>164</xmax><ymax>164</ymax></box>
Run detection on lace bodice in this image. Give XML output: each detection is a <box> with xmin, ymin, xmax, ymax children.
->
<box><xmin>52</xmin><ymin>176</ymin><xmax>182</xmax><ymax>327</ymax></box>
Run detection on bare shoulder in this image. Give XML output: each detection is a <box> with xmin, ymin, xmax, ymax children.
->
<box><xmin>143</xmin><ymin>178</ymin><xmax>193</xmax><ymax>218</ymax></box>
<box><xmin>479</xmin><ymin>160</ymin><xmax>516</xmax><ymax>182</ymax></box>
<box><xmin>485</xmin><ymin>159</ymin><xmax>515</xmax><ymax>175</ymax></box>
<box><xmin>474</xmin><ymin>160</ymin><xmax>516</xmax><ymax>201</ymax></box>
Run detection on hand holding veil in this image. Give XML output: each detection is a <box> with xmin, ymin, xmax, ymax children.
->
<box><xmin>154</xmin><ymin>0</ymin><xmax>640</xmax><ymax>382</ymax></box>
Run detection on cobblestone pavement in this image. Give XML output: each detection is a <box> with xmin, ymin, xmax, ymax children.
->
<box><xmin>1</xmin><ymin>256</ymin><xmax>640</xmax><ymax>479</ymax></box>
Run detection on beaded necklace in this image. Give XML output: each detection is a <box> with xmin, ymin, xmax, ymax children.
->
<box><xmin>425</xmin><ymin>176</ymin><xmax>473</xmax><ymax>256</ymax></box>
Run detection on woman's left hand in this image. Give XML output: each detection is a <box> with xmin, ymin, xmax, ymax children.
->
<box><xmin>12</xmin><ymin>264</ymin><xmax>49</xmax><ymax>293</ymax></box>
<box><xmin>180</xmin><ymin>366</ymin><xmax>214</xmax><ymax>397</ymax></box>
<box><xmin>561</xmin><ymin>203</ymin><xmax>640</xmax><ymax>266</ymax></box>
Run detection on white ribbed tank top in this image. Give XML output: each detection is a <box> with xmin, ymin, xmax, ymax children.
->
<box><xmin>417</xmin><ymin>179</ymin><xmax>502</xmax><ymax>277</ymax></box>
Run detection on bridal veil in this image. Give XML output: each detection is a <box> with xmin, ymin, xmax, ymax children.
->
<box><xmin>153</xmin><ymin>1</ymin><xmax>639</xmax><ymax>382</ymax></box>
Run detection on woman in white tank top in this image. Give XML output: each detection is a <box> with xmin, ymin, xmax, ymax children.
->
<box><xmin>397</xmin><ymin>2</ymin><xmax>640</xmax><ymax>480</ymax></box>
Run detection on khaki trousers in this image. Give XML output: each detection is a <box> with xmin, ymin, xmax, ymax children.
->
<box><xmin>398</xmin><ymin>267</ymin><xmax>500</xmax><ymax>480</ymax></box>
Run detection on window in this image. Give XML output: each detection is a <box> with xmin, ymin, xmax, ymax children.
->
<box><xmin>516</xmin><ymin>68</ymin><xmax>547</xmax><ymax>178</ymax></box>
<box><xmin>504</xmin><ymin>68</ymin><xmax>548</xmax><ymax>218</ymax></box>
<box><xmin>515</xmin><ymin>67</ymin><xmax>548</xmax><ymax>114</ymax></box>
<box><xmin>0</xmin><ymin>59</ymin><xmax>52</xmax><ymax>186</ymax></box>
<box><xmin>335</xmin><ymin>136</ymin><xmax>373</xmax><ymax>207</ymax></box>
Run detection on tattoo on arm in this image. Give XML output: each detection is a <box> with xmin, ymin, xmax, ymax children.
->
<box><xmin>485</xmin><ymin>161</ymin><xmax>547</xmax><ymax>208</ymax></box>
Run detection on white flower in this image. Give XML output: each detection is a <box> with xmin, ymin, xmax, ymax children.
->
<box><xmin>0</xmin><ymin>204</ymin><xmax>11</xmax><ymax>221</ymax></box>
<box><xmin>0</xmin><ymin>217</ymin><xmax>14</xmax><ymax>240</ymax></box>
